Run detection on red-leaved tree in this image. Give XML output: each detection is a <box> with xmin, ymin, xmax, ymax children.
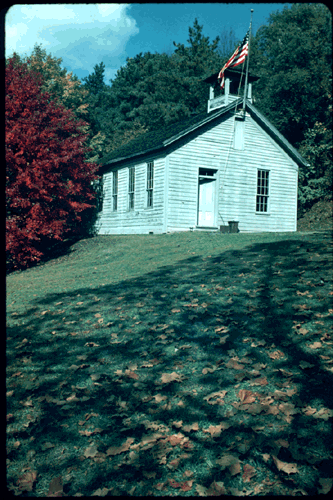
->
<box><xmin>6</xmin><ymin>57</ymin><xmax>99</xmax><ymax>271</ymax></box>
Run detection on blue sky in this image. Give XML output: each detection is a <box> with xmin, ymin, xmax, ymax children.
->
<box><xmin>6</xmin><ymin>3</ymin><xmax>289</xmax><ymax>84</ymax></box>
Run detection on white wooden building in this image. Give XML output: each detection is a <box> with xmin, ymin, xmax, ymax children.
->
<box><xmin>95</xmin><ymin>68</ymin><xmax>308</xmax><ymax>234</ymax></box>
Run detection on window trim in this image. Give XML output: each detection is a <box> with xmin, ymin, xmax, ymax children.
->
<box><xmin>112</xmin><ymin>170</ymin><xmax>118</xmax><ymax>212</ymax></box>
<box><xmin>256</xmin><ymin>169</ymin><xmax>270</xmax><ymax>213</ymax></box>
<box><xmin>128</xmin><ymin>166</ymin><xmax>135</xmax><ymax>211</ymax></box>
<box><xmin>146</xmin><ymin>161</ymin><xmax>154</xmax><ymax>208</ymax></box>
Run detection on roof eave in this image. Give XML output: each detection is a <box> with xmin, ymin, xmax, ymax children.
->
<box><xmin>98</xmin><ymin>144</ymin><xmax>165</xmax><ymax>172</ymax></box>
<box><xmin>99</xmin><ymin>100</ymin><xmax>243</xmax><ymax>170</ymax></box>
<box><xmin>246</xmin><ymin>102</ymin><xmax>309</xmax><ymax>168</ymax></box>
<box><xmin>163</xmin><ymin>98</ymin><xmax>243</xmax><ymax>146</ymax></box>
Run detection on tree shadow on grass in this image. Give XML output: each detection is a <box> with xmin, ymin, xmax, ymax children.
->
<box><xmin>6</xmin><ymin>231</ymin><xmax>333</xmax><ymax>496</ymax></box>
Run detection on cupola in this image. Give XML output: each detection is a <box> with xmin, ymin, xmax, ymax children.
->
<box><xmin>204</xmin><ymin>68</ymin><xmax>260</xmax><ymax>113</ymax></box>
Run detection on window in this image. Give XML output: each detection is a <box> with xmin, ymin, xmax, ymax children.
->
<box><xmin>147</xmin><ymin>161</ymin><xmax>154</xmax><ymax>207</ymax></box>
<box><xmin>199</xmin><ymin>168</ymin><xmax>217</xmax><ymax>178</ymax></box>
<box><xmin>128</xmin><ymin>166</ymin><xmax>135</xmax><ymax>210</ymax></box>
<box><xmin>112</xmin><ymin>170</ymin><xmax>118</xmax><ymax>211</ymax></box>
<box><xmin>256</xmin><ymin>170</ymin><xmax>269</xmax><ymax>212</ymax></box>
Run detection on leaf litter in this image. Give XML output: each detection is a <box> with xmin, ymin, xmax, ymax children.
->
<box><xmin>6</xmin><ymin>230</ymin><xmax>333</xmax><ymax>496</ymax></box>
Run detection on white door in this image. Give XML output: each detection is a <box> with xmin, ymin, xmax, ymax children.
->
<box><xmin>198</xmin><ymin>178</ymin><xmax>216</xmax><ymax>226</ymax></box>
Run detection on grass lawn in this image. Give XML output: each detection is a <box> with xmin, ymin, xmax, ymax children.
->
<box><xmin>6</xmin><ymin>230</ymin><xmax>333</xmax><ymax>496</ymax></box>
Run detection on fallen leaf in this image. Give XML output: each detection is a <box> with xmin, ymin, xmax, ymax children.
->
<box><xmin>196</xmin><ymin>484</ymin><xmax>208</xmax><ymax>496</ymax></box>
<box><xmin>183</xmin><ymin>470</ymin><xmax>194</xmax><ymax>477</ymax></box>
<box><xmin>66</xmin><ymin>393</ymin><xmax>79</xmax><ymax>402</ymax></box>
<box><xmin>308</xmin><ymin>342</ymin><xmax>322</xmax><ymax>349</ymax></box>
<box><xmin>298</xmin><ymin>328</ymin><xmax>309</xmax><ymax>335</ymax></box>
<box><xmin>275</xmin><ymin>438</ymin><xmax>289</xmax><ymax>448</ymax></box>
<box><xmin>92</xmin><ymin>487</ymin><xmax>110</xmax><ymax>496</ymax></box>
<box><xmin>302</xmin><ymin>406</ymin><xmax>317</xmax><ymax>416</ymax></box>
<box><xmin>160</xmin><ymin>372</ymin><xmax>184</xmax><ymax>383</ymax></box>
<box><xmin>215</xmin><ymin>326</ymin><xmax>229</xmax><ymax>334</ymax></box>
<box><xmin>268</xmin><ymin>350</ymin><xmax>285</xmax><ymax>360</ymax></box>
<box><xmin>172</xmin><ymin>421</ymin><xmax>183</xmax><ymax>428</ymax></box>
<box><xmin>180</xmin><ymin>480</ymin><xmax>193</xmax><ymax>491</ymax></box>
<box><xmin>242</xmin><ymin>463</ymin><xmax>257</xmax><ymax>482</ymax></box>
<box><xmin>225</xmin><ymin>359</ymin><xmax>244</xmax><ymax>370</ymax></box>
<box><xmin>168</xmin><ymin>433</ymin><xmax>186</xmax><ymax>446</ymax></box>
<box><xmin>229</xmin><ymin>461</ymin><xmax>241</xmax><ymax>476</ymax></box>
<box><xmin>106</xmin><ymin>438</ymin><xmax>134</xmax><ymax>456</ymax></box>
<box><xmin>154</xmin><ymin>482</ymin><xmax>167</xmax><ymax>491</ymax></box>
<box><xmin>48</xmin><ymin>476</ymin><xmax>63</xmax><ymax>497</ymax></box>
<box><xmin>204</xmin><ymin>391</ymin><xmax>227</xmax><ymax>405</ymax></box>
<box><xmin>238</xmin><ymin>389</ymin><xmax>256</xmax><ymax>404</ymax></box>
<box><xmin>125</xmin><ymin>370</ymin><xmax>139</xmax><ymax>380</ymax></box>
<box><xmin>203</xmin><ymin>424</ymin><xmax>226</xmax><ymax>437</ymax></box>
<box><xmin>313</xmin><ymin>407</ymin><xmax>333</xmax><ymax>420</ymax></box>
<box><xmin>202</xmin><ymin>367</ymin><xmax>215</xmax><ymax>375</ymax></box>
<box><xmin>216</xmin><ymin>454</ymin><xmax>239</xmax><ymax>469</ymax></box>
<box><xmin>182</xmin><ymin>422</ymin><xmax>199</xmax><ymax>433</ymax></box>
<box><xmin>272</xmin><ymin>455</ymin><xmax>299</xmax><ymax>474</ymax></box>
<box><xmin>17</xmin><ymin>469</ymin><xmax>37</xmax><ymax>492</ymax></box>
<box><xmin>207</xmin><ymin>481</ymin><xmax>227</xmax><ymax>495</ymax></box>
<box><xmin>243</xmin><ymin>403</ymin><xmax>264</xmax><ymax>415</ymax></box>
<box><xmin>84</xmin><ymin>444</ymin><xmax>99</xmax><ymax>458</ymax></box>
<box><xmin>168</xmin><ymin>479</ymin><xmax>181</xmax><ymax>488</ymax></box>
<box><xmin>167</xmin><ymin>458</ymin><xmax>180</xmax><ymax>469</ymax></box>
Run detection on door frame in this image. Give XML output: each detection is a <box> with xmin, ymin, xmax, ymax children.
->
<box><xmin>196</xmin><ymin>167</ymin><xmax>219</xmax><ymax>227</ymax></box>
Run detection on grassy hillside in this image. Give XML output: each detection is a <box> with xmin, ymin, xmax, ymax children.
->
<box><xmin>6</xmin><ymin>230</ymin><xmax>333</xmax><ymax>496</ymax></box>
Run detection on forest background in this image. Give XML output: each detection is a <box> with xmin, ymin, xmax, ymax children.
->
<box><xmin>6</xmin><ymin>4</ymin><xmax>332</xmax><ymax>271</ymax></box>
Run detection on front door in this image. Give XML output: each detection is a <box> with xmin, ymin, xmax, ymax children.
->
<box><xmin>198</xmin><ymin>177</ymin><xmax>216</xmax><ymax>226</ymax></box>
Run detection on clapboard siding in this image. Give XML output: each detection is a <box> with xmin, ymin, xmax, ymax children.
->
<box><xmin>95</xmin><ymin>156</ymin><xmax>166</xmax><ymax>234</ymax></box>
<box><xmin>164</xmin><ymin>113</ymin><xmax>298</xmax><ymax>232</ymax></box>
<box><xmin>218</xmin><ymin>115</ymin><xmax>297</xmax><ymax>232</ymax></box>
<box><xmin>96</xmin><ymin>103</ymin><xmax>301</xmax><ymax>235</ymax></box>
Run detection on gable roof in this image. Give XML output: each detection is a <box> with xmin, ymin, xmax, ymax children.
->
<box><xmin>99</xmin><ymin>98</ymin><xmax>309</xmax><ymax>171</ymax></box>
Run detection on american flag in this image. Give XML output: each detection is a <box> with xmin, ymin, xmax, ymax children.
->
<box><xmin>218</xmin><ymin>30</ymin><xmax>249</xmax><ymax>89</ymax></box>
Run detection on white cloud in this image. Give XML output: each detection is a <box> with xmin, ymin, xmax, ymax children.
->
<box><xmin>5</xmin><ymin>4</ymin><xmax>138</xmax><ymax>81</ymax></box>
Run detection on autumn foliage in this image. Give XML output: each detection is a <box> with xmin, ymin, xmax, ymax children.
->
<box><xmin>6</xmin><ymin>57</ymin><xmax>99</xmax><ymax>271</ymax></box>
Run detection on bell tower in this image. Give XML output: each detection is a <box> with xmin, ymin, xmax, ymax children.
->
<box><xmin>204</xmin><ymin>68</ymin><xmax>259</xmax><ymax>113</ymax></box>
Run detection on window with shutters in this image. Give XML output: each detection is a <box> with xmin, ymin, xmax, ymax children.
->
<box><xmin>256</xmin><ymin>169</ymin><xmax>269</xmax><ymax>212</ymax></box>
<box><xmin>112</xmin><ymin>170</ymin><xmax>118</xmax><ymax>211</ymax></box>
<box><xmin>147</xmin><ymin>161</ymin><xmax>154</xmax><ymax>207</ymax></box>
<box><xmin>128</xmin><ymin>166</ymin><xmax>135</xmax><ymax>210</ymax></box>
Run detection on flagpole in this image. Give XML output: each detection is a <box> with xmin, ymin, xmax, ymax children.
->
<box><xmin>243</xmin><ymin>9</ymin><xmax>253</xmax><ymax>112</ymax></box>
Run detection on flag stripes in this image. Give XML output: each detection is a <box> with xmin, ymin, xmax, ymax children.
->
<box><xmin>218</xmin><ymin>30</ymin><xmax>249</xmax><ymax>89</ymax></box>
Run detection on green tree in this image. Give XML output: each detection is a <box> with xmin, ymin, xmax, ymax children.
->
<box><xmin>298</xmin><ymin>120</ymin><xmax>332</xmax><ymax>212</ymax></box>
<box><xmin>250</xmin><ymin>4</ymin><xmax>332</xmax><ymax>208</ymax></box>
<box><xmin>104</xmin><ymin>19</ymin><xmax>223</xmax><ymax>150</ymax></box>
<box><xmin>251</xmin><ymin>4</ymin><xmax>331</xmax><ymax>147</ymax></box>
<box><xmin>82</xmin><ymin>62</ymin><xmax>107</xmax><ymax>95</ymax></box>
<box><xmin>217</xmin><ymin>27</ymin><xmax>238</xmax><ymax>61</ymax></box>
